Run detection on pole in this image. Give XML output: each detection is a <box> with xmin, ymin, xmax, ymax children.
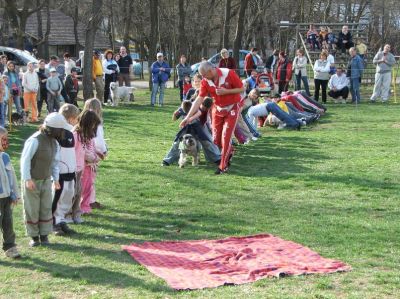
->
<box><xmin>298</xmin><ymin>32</ymin><xmax>314</xmax><ymax>71</ymax></box>
<box><xmin>8</xmin><ymin>95</ymin><xmax>13</xmax><ymax>132</ymax></box>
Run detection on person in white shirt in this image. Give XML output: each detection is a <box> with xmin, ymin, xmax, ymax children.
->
<box><xmin>293</xmin><ymin>49</ymin><xmax>311</xmax><ymax>96</ymax></box>
<box><xmin>328</xmin><ymin>67</ymin><xmax>349</xmax><ymax>103</ymax></box>
<box><xmin>63</xmin><ymin>53</ymin><xmax>76</xmax><ymax>77</ymax></box>
<box><xmin>22</xmin><ymin>62</ymin><xmax>39</xmax><ymax>122</ymax></box>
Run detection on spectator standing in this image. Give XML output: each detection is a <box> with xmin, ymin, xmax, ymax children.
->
<box><xmin>36</xmin><ymin>59</ymin><xmax>49</xmax><ymax>117</ymax></box>
<box><xmin>46</xmin><ymin>68</ymin><xmax>63</xmax><ymax>112</ymax></box>
<box><xmin>218</xmin><ymin>49</ymin><xmax>237</xmax><ymax>70</ymax></box>
<box><xmin>150</xmin><ymin>53</ymin><xmax>171</xmax><ymax>107</ymax></box>
<box><xmin>47</xmin><ymin>56</ymin><xmax>69</xmax><ymax>104</ymax></box>
<box><xmin>0</xmin><ymin>55</ymin><xmax>7</xmax><ymax>75</ymax></box>
<box><xmin>244</xmin><ymin>48</ymin><xmax>259</xmax><ymax>77</ymax></box>
<box><xmin>176</xmin><ymin>55</ymin><xmax>192</xmax><ymax>102</ymax></box>
<box><xmin>64</xmin><ymin>53</ymin><xmax>76</xmax><ymax>77</ymax></box>
<box><xmin>293</xmin><ymin>49</ymin><xmax>311</xmax><ymax>96</ymax></box>
<box><xmin>265</xmin><ymin>50</ymin><xmax>279</xmax><ymax>74</ymax></box>
<box><xmin>347</xmin><ymin>47</ymin><xmax>364</xmax><ymax>103</ymax></box>
<box><xmin>92</xmin><ymin>51</ymin><xmax>104</xmax><ymax>102</ymax></box>
<box><xmin>117</xmin><ymin>46</ymin><xmax>132</xmax><ymax>86</ymax></box>
<box><xmin>337</xmin><ymin>26</ymin><xmax>354</xmax><ymax>54</ymax></box>
<box><xmin>64</xmin><ymin>67</ymin><xmax>80</xmax><ymax>107</ymax></box>
<box><xmin>102</xmin><ymin>50</ymin><xmax>119</xmax><ymax>104</ymax></box>
<box><xmin>313</xmin><ymin>52</ymin><xmax>331</xmax><ymax>103</ymax></box>
<box><xmin>276</xmin><ymin>51</ymin><xmax>292</xmax><ymax>94</ymax></box>
<box><xmin>3</xmin><ymin>61</ymin><xmax>22</xmax><ymax>114</ymax></box>
<box><xmin>370</xmin><ymin>44</ymin><xmax>396</xmax><ymax>103</ymax></box>
<box><xmin>328</xmin><ymin>67</ymin><xmax>349</xmax><ymax>103</ymax></box>
<box><xmin>22</xmin><ymin>62</ymin><xmax>39</xmax><ymax>122</ymax></box>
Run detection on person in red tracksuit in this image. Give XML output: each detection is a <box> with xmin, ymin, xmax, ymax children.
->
<box><xmin>180</xmin><ymin>62</ymin><xmax>245</xmax><ymax>175</ymax></box>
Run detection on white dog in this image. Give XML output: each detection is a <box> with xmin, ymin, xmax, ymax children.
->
<box><xmin>109</xmin><ymin>82</ymin><xmax>136</xmax><ymax>106</ymax></box>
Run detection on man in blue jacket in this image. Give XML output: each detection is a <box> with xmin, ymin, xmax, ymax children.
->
<box><xmin>347</xmin><ymin>47</ymin><xmax>364</xmax><ymax>104</ymax></box>
<box><xmin>150</xmin><ymin>53</ymin><xmax>171</xmax><ymax>106</ymax></box>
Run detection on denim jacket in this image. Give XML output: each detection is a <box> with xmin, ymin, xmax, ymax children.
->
<box><xmin>0</xmin><ymin>152</ymin><xmax>19</xmax><ymax>200</ymax></box>
<box><xmin>348</xmin><ymin>55</ymin><xmax>364</xmax><ymax>79</ymax></box>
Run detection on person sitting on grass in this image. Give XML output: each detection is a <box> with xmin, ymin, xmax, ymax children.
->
<box><xmin>328</xmin><ymin>67</ymin><xmax>349</xmax><ymax>103</ymax></box>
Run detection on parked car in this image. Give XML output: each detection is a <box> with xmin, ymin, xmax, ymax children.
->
<box><xmin>191</xmin><ymin>49</ymin><xmax>250</xmax><ymax>76</ymax></box>
<box><xmin>0</xmin><ymin>46</ymin><xmax>38</xmax><ymax>71</ymax></box>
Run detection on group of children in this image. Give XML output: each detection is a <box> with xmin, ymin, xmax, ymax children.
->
<box><xmin>0</xmin><ymin>98</ymin><xmax>107</xmax><ymax>257</ymax></box>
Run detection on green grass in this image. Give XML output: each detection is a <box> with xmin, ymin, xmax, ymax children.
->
<box><xmin>1</xmin><ymin>89</ymin><xmax>400</xmax><ymax>298</ymax></box>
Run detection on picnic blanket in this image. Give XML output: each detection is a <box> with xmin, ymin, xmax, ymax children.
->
<box><xmin>122</xmin><ymin>234</ymin><xmax>351</xmax><ymax>290</ymax></box>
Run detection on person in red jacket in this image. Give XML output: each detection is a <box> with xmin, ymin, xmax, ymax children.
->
<box><xmin>180</xmin><ymin>62</ymin><xmax>245</xmax><ymax>174</ymax></box>
<box><xmin>218</xmin><ymin>48</ymin><xmax>237</xmax><ymax>70</ymax></box>
<box><xmin>244</xmin><ymin>48</ymin><xmax>259</xmax><ymax>77</ymax></box>
<box><xmin>276</xmin><ymin>51</ymin><xmax>293</xmax><ymax>94</ymax></box>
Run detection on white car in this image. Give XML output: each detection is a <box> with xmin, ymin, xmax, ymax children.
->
<box><xmin>0</xmin><ymin>46</ymin><xmax>38</xmax><ymax>71</ymax></box>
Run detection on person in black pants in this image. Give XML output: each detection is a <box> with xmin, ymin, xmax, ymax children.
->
<box><xmin>313</xmin><ymin>52</ymin><xmax>330</xmax><ymax>103</ymax></box>
<box><xmin>36</xmin><ymin>59</ymin><xmax>49</xmax><ymax>117</ymax></box>
<box><xmin>102</xmin><ymin>50</ymin><xmax>120</xmax><ymax>104</ymax></box>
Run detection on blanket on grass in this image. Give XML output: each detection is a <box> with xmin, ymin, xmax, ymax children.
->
<box><xmin>122</xmin><ymin>234</ymin><xmax>351</xmax><ymax>290</ymax></box>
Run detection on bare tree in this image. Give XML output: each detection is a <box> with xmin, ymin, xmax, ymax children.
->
<box><xmin>222</xmin><ymin>0</ymin><xmax>232</xmax><ymax>48</ymax></box>
<box><xmin>148</xmin><ymin>0</ymin><xmax>159</xmax><ymax>90</ymax></box>
<box><xmin>4</xmin><ymin>0</ymin><xmax>46</xmax><ymax>49</ymax></box>
<box><xmin>82</xmin><ymin>0</ymin><xmax>104</xmax><ymax>100</ymax></box>
<box><xmin>233</xmin><ymin>0</ymin><xmax>248</xmax><ymax>68</ymax></box>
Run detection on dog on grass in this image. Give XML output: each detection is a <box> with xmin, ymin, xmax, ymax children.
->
<box><xmin>11</xmin><ymin>111</ymin><xmax>28</xmax><ymax>126</ymax></box>
<box><xmin>178</xmin><ymin>134</ymin><xmax>201</xmax><ymax>168</ymax></box>
<box><xmin>109</xmin><ymin>82</ymin><xmax>136</xmax><ymax>106</ymax></box>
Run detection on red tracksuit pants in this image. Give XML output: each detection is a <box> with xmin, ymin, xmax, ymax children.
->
<box><xmin>211</xmin><ymin>103</ymin><xmax>240</xmax><ymax>171</ymax></box>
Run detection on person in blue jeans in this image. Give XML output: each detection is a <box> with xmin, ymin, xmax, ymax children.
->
<box><xmin>3</xmin><ymin>61</ymin><xmax>22</xmax><ymax>114</ymax></box>
<box><xmin>347</xmin><ymin>47</ymin><xmax>364</xmax><ymax>103</ymax></box>
<box><xmin>150</xmin><ymin>53</ymin><xmax>171</xmax><ymax>106</ymax></box>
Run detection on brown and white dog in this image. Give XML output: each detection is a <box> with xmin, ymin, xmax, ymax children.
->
<box><xmin>11</xmin><ymin>111</ymin><xmax>28</xmax><ymax>126</ymax></box>
<box><xmin>178</xmin><ymin>134</ymin><xmax>201</xmax><ymax>168</ymax></box>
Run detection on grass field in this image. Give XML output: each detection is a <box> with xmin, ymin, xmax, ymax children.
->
<box><xmin>1</xmin><ymin>89</ymin><xmax>400</xmax><ymax>299</ymax></box>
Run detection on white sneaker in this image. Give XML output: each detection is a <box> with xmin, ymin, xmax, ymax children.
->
<box><xmin>251</xmin><ymin>136</ymin><xmax>258</xmax><ymax>141</ymax></box>
<box><xmin>277</xmin><ymin>123</ymin><xmax>286</xmax><ymax>130</ymax></box>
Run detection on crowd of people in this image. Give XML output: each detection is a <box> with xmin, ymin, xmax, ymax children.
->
<box><xmin>0</xmin><ymin>46</ymin><xmax>135</xmax><ymax>126</ymax></box>
<box><xmin>0</xmin><ymin>98</ymin><xmax>107</xmax><ymax>257</ymax></box>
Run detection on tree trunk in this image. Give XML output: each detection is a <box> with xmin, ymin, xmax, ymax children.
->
<box><xmin>148</xmin><ymin>0</ymin><xmax>159</xmax><ymax>91</ymax></box>
<box><xmin>233</xmin><ymin>0</ymin><xmax>248</xmax><ymax>73</ymax></box>
<box><xmin>222</xmin><ymin>0</ymin><xmax>231</xmax><ymax>49</ymax></box>
<box><xmin>177</xmin><ymin>0</ymin><xmax>186</xmax><ymax>56</ymax></box>
<box><xmin>122</xmin><ymin>0</ymin><xmax>133</xmax><ymax>53</ymax></box>
<box><xmin>72</xmin><ymin>0</ymin><xmax>81</xmax><ymax>53</ymax></box>
<box><xmin>83</xmin><ymin>0</ymin><xmax>103</xmax><ymax>100</ymax></box>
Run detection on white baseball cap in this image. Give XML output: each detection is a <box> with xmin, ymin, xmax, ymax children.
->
<box><xmin>44</xmin><ymin>112</ymin><xmax>68</xmax><ymax>129</ymax></box>
<box><xmin>49</xmin><ymin>67</ymin><xmax>57</xmax><ymax>72</ymax></box>
<box><xmin>156</xmin><ymin>52</ymin><xmax>163</xmax><ymax>57</ymax></box>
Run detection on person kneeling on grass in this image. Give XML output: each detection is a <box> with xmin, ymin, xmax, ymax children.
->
<box><xmin>0</xmin><ymin>127</ymin><xmax>21</xmax><ymax>258</ymax></box>
<box><xmin>20</xmin><ymin>113</ymin><xmax>68</xmax><ymax>247</ymax></box>
<box><xmin>162</xmin><ymin>97</ymin><xmax>221</xmax><ymax>166</ymax></box>
<box><xmin>328</xmin><ymin>67</ymin><xmax>349</xmax><ymax>103</ymax></box>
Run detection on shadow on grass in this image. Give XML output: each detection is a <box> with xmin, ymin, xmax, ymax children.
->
<box><xmin>1</xmin><ymin>258</ymin><xmax>174</xmax><ymax>293</ymax></box>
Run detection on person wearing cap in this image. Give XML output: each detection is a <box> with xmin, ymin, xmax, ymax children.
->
<box><xmin>20</xmin><ymin>112</ymin><xmax>67</xmax><ymax>247</ymax></box>
<box><xmin>150</xmin><ymin>52</ymin><xmax>171</xmax><ymax>106</ymax></box>
<box><xmin>64</xmin><ymin>67</ymin><xmax>80</xmax><ymax>107</ymax></box>
<box><xmin>46</xmin><ymin>55</ymin><xmax>69</xmax><ymax>104</ymax></box>
<box><xmin>46</xmin><ymin>68</ymin><xmax>63</xmax><ymax>113</ymax></box>
<box><xmin>92</xmin><ymin>51</ymin><xmax>104</xmax><ymax>102</ymax></box>
<box><xmin>22</xmin><ymin>62</ymin><xmax>39</xmax><ymax>122</ymax></box>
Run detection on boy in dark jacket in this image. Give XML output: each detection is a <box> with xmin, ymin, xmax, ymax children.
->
<box><xmin>64</xmin><ymin>67</ymin><xmax>79</xmax><ymax>107</ymax></box>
